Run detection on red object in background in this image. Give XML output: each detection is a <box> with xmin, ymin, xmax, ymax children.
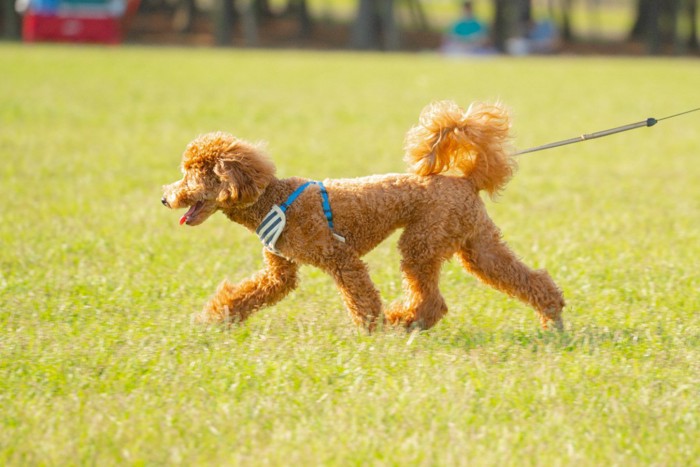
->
<box><xmin>22</xmin><ymin>12</ymin><xmax>122</xmax><ymax>44</ymax></box>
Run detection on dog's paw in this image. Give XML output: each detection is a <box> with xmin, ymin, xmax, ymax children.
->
<box><xmin>384</xmin><ymin>302</ymin><xmax>411</xmax><ymax>326</ymax></box>
<box><xmin>192</xmin><ymin>305</ymin><xmax>241</xmax><ymax>326</ymax></box>
<box><xmin>191</xmin><ymin>310</ymin><xmax>213</xmax><ymax>325</ymax></box>
<box><xmin>540</xmin><ymin>313</ymin><xmax>564</xmax><ymax>332</ymax></box>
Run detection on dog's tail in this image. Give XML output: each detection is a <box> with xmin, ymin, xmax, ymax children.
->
<box><xmin>404</xmin><ymin>100</ymin><xmax>515</xmax><ymax>196</ymax></box>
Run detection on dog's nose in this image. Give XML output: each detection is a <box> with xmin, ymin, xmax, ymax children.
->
<box><xmin>161</xmin><ymin>197</ymin><xmax>170</xmax><ymax>208</ymax></box>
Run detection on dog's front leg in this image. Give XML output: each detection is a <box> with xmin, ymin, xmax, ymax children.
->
<box><xmin>194</xmin><ymin>249</ymin><xmax>299</xmax><ymax>325</ymax></box>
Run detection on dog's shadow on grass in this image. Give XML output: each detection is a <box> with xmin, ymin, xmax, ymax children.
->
<box><xmin>429</xmin><ymin>324</ymin><xmax>663</xmax><ymax>355</ymax></box>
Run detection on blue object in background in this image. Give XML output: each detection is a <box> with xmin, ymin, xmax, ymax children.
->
<box><xmin>30</xmin><ymin>0</ymin><xmax>60</xmax><ymax>13</ymax></box>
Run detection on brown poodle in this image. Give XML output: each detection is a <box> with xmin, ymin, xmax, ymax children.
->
<box><xmin>161</xmin><ymin>101</ymin><xmax>565</xmax><ymax>331</ymax></box>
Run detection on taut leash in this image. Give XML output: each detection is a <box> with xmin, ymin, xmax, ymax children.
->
<box><xmin>515</xmin><ymin>107</ymin><xmax>700</xmax><ymax>156</ymax></box>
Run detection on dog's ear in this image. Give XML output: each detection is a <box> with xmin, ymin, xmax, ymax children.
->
<box><xmin>215</xmin><ymin>159</ymin><xmax>261</xmax><ymax>205</ymax></box>
<box><xmin>214</xmin><ymin>141</ymin><xmax>276</xmax><ymax>206</ymax></box>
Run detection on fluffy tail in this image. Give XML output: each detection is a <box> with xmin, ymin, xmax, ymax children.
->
<box><xmin>404</xmin><ymin>100</ymin><xmax>515</xmax><ymax>196</ymax></box>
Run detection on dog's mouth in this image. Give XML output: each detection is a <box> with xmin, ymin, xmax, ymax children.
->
<box><xmin>179</xmin><ymin>201</ymin><xmax>205</xmax><ymax>226</ymax></box>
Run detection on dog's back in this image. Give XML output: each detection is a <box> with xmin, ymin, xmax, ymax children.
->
<box><xmin>323</xmin><ymin>173</ymin><xmax>484</xmax><ymax>256</ymax></box>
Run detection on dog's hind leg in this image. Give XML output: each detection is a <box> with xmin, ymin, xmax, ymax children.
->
<box><xmin>385</xmin><ymin>227</ymin><xmax>450</xmax><ymax>330</ymax></box>
<box><xmin>386</xmin><ymin>258</ymin><xmax>447</xmax><ymax>330</ymax></box>
<box><xmin>320</xmin><ymin>249</ymin><xmax>383</xmax><ymax>331</ymax></box>
<box><xmin>194</xmin><ymin>249</ymin><xmax>299</xmax><ymax>325</ymax></box>
<box><xmin>456</xmin><ymin>223</ymin><xmax>565</xmax><ymax>330</ymax></box>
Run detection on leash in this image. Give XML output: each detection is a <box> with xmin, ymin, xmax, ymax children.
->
<box><xmin>515</xmin><ymin>106</ymin><xmax>700</xmax><ymax>156</ymax></box>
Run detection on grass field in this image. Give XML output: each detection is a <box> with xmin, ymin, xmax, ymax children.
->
<box><xmin>1</xmin><ymin>44</ymin><xmax>699</xmax><ymax>465</ymax></box>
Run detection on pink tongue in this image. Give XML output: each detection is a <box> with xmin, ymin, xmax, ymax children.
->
<box><xmin>179</xmin><ymin>203</ymin><xmax>199</xmax><ymax>226</ymax></box>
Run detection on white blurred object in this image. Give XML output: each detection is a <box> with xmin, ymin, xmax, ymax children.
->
<box><xmin>506</xmin><ymin>37</ymin><xmax>529</xmax><ymax>56</ymax></box>
<box><xmin>15</xmin><ymin>0</ymin><xmax>31</xmax><ymax>13</ymax></box>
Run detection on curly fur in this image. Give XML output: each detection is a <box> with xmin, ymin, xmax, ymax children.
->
<box><xmin>162</xmin><ymin>100</ymin><xmax>564</xmax><ymax>331</ymax></box>
<box><xmin>404</xmin><ymin>101</ymin><xmax>516</xmax><ymax>196</ymax></box>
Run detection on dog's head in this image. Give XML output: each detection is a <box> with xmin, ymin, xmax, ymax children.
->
<box><xmin>161</xmin><ymin>132</ymin><xmax>276</xmax><ymax>226</ymax></box>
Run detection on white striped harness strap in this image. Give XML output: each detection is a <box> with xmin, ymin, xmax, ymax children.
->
<box><xmin>255</xmin><ymin>181</ymin><xmax>345</xmax><ymax>256</ymax></box>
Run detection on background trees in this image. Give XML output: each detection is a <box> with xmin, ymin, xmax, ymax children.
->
<box><xmin>2</xmin><ymin>0</ymin><xmax>697</xmax><ymax>53</ymax></box>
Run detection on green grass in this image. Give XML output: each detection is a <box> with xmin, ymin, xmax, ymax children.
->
<box><xmin>1</xmin><ymin>44</ymin><xmax>699</xmax><ymax>464</ymax></box>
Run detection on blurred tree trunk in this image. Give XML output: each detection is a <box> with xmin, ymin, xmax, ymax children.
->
<box><xmin>173</xmin><ymin>0</ymin><xmax>196</xmax><ymax>33</ymax></box>
<box><xmin>492</xmin><ymin>0</ymin><xmax>531</xmax><ymax>51</ymax></box>
<box><xmin>351</xmin><ymin>0</ymin><xmax>398</xmax><ymax>50</ymax></box>
<box><xmin>255</xmin><ymin>0</ymin><xmax>273</xmax><ymax>17</ymax></box>
<box><xmin>285</xmin><ymin>0</ymin><xmax>312</xmax><ymax>38</ymax></box>
<box><xmin>2</xmin><ymin>0</ymin><xmax>21</xmax><ymax>40</ymax></box>
<box><xmin>213</xmin><ymin>0</ymin><xmax>235</xmax><ymax>45</ymax></box>
<box><xmin>630</xmin><ymin>0</ymin><xmax>656</xmax><ymax>39</ymax></box>
<box><xmin>688</xmin><ymin>0</ymin><xmax>698</xmax><ymax>50</ymax></box>
<box><xmin>559</xmin><ymin>0</ymin><xmax>574</xmax><ymax>41</ymax></box>
<box><xmin>630</xmin><ymin>0</ymin><xmax>681</xmax><ymax>53</ymax></box>
<box><xmin>518</xmin><ymin>0</ymin><xmax>532</xmax><ymax>27</ymax></box>
<box><xmin>492</xmin><ymin>0</ymin><xmax>508</xmax><ymax>51</ymax></box>
<box><xmin>381</xmin><ymin>0</ymin><xmax>399</xmax><ymax>50</ymax></box>
<box><xmin>352</xmin><ymin>0</ymin><xmax>376</xmax><ymax>48</ymax></box>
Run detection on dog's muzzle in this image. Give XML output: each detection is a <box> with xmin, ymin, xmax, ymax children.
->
<box><xmin>161</xmin><ymin>197</ymin><xmax>170</xmax><ymax>208</ymax></box>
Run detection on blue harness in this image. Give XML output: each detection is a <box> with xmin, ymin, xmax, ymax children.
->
<box><xmin>255</xmin><ymin>181</ymin><xmax>345</xmax><ymax>256</ymax></box>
